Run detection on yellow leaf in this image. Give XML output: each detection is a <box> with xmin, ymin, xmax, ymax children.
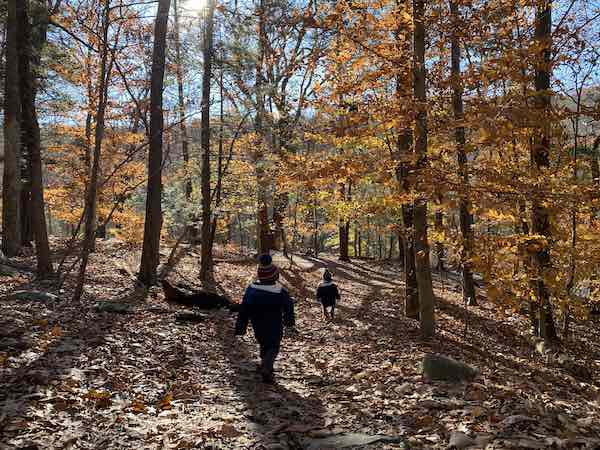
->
<box><xmin>159</xmin><ymin>393</ymin><xmax>173</xmax><ymax>411</ymax></box>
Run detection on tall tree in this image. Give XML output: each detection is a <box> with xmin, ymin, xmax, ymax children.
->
<box><xmin>2</xmin><ymin>0</ymin><xmax>21</xmax><ymax>257</ymax></box>
<box><xmin>172</xmin><ymin>0</ymin><xmax>192</xmax><ymax>200</ymax></box>
<box><xmin>138</xmin><ymin>0</ymin><xmax>172</xmax><ymax>286</ymax></box>
<box><xmin>199</xmin><ymin>0</ymin><xmax>216</xmax><ymax>282</ymax></box>
<box><xmin>17</xmin><ymin>0</ymin><xmax>53</xmax><ymax>275</ymax></box>
<box><xmin>255</xmin><ymin>0</ymin><xmax>271</xmax><ymax>255</ymax></box>
<box><xmin>73</xmin><ymin>0</ymin><xmax>111</xmax><ymax>301</ymax></box>
<box><xmin>412</xmin><ymin>0</ymin><xmax>435</xmax><ymax>337</ymax></box>
<box><xmin>394</xmin><ymin>2</ymin><xmax>419</xmax><ymax>319</ymax></box>
<box><xmin>450</xmin><ymin>0</ymin><xmax>476</xmax><ymax>305</ymax></box>
<box><xmin>339</xmin><ymin>183</ymin><xmax>350</xmax><ymax>261</ymax></box>
<box><xmin>531</xmin><ymin>0</ymin><xmax>557</xmax><ymax>340</ymax></box>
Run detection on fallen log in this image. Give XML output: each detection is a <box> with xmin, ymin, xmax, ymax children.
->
<box><xmin>162</xmin><ymin>279</ymin><xmax>236</xmax><ymax>310</ymax></box>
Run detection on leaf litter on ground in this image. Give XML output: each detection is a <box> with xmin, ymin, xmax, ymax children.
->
<box><xmin>0</xmin><ymin>238</ymin><xmax>599</xmax><ymax>449</ymax></box>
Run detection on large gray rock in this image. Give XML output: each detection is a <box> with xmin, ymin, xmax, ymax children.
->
<box><xmin>422</xmin><ymin>354</ymin><xmax>478</xmax><ymax>382</ymax></box>
<box><xmin>8</xmin><ymin>290</ymin><xmax>59</xmax><ymax>302</ymax></box>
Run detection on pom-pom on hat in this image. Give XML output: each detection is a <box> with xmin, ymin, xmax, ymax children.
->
<box><xmin>257</xmin><ymin>254</ymin><xmax>279</xmax><ymax>283</ymax></box>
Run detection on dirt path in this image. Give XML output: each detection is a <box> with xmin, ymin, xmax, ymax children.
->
<box><xmin>1</xmin><ymin>242</ymin><xmax>600</xmax><ymax>449</ymax></box>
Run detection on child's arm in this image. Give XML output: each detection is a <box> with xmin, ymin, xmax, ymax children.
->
<box><xmin>234</xmin><ymin>290</ymin><xmax>250</xmax><ymax>335</ymax></box>
<box><xmin>282</xmin><ymin>290</ymin><xmax>296</xmax><ymax>328</ymax></box>
<box><xmin>334</xmin><ymin>285</ymin><xmax>341</xmax><ymax>300</ymax></box>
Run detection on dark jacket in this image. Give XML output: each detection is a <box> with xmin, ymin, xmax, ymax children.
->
<box><xmin>235</xmin><ymin>283</ymin><xmax>295</xmax><ymax>348</ymax></box>
<box><xmin>316</xmin><ymin>281</ymin><xmax>340</xmax><ymax>307</ymax></box>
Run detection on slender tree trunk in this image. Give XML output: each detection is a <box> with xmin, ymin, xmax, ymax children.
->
<box><xmin>388</xmin><ymin>234</ymin><xmax>394</xmax><ymax>259</ymax></box>
<box><xmin>17</xmin><ymin>0</ymin><xmax>52</xmax><ymax>275</ymax></box>
<box><xmin>397</xmin><ymin>231</ymin><xmax>405</xmax><ymax>266</ymax></box>
<box><xmin>73</xmin><ymin>0</ymin><xmax>111</xmax><ymax>301</ymax></box>
<box><xmin>313</xmin><ymin>196</ymin><xmax>319</xmax><ymax>257</ymax></box>
<box><xmin>531</xmin><ymin>0</ymin><xmax>557</xmax><ymax>341</ymax></box>
<box><xmin>353</xmin><ymin>223</ymin><xmax>358</xmax><ymax>257</ymax></box>
<box><xmin>173</xmin><ymin>0</ymin><xmax>192</xmax><ymax>200</ymax></box>
<box><xmin>255</xmin><ymin>0</ymin><xmax>271</xmax><ymax>255</ymax></box>
<box><xmin>139</xmin><ymin>0</ymin><xmax>171</xmax><ymax>286</ymax></box>
<box><xmin>591</xmin><ymin>136</ymin><xmax>600</xmax><ymax>221</ymax></box>
<box><xmin>450</xmin><ymin>0</ymin><xmax>476</xmax><ymax>305</ymax></box>
<box><xmin>210</xmin><ymin>46</ymin><xmax>225</xmax><ymax>250</ymax></box>
<box><xmin>357</xmin><ymin>227</ymin><xmax>362</xmax><ymax>257</ymax></box>
<box><xmin>339</xmin><ymin>183</ymin><xmax>350</xmax><ymax>261</ymax></box>
<box><xmin>199</xmin><ymin>0</ymin><xmax>216</xmax><ymax>283</ymax></box>
<box><xmin>413</xmin><ymin>0</ymin><xmax>435</xmax><ymax>337</ymax></box>
<box><xmin>2</xmin><ymin>0</ymin><xmax>21</xmax><ymax>257</ymax></box>
<box><xmin>434</xmin><ymin>207</ymin><xmax>444</xmax><ymax>271</ymax></box>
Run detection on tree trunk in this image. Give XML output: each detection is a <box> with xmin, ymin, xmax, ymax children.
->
<box><xmin>313</xmin><ymin>196</ymin><xmax>319</xmax><ymax>257</ymax></box>
<box><xmin>388</xmin><ymin>234</ymin><xmax>394</xmax><ymax>260</ymax></box>
<box><xmin>17</xmin><ymin>0</ymin><xmax>53</xmax><ymax>275</ymax></box>
<box><xmin>199</xmin><ymin>0</ymin><xmax>216</xmax><ymax>283</ymax></box>
<box><xmin>450</xmin><ymin>0</ymin><xmax>476</xmax><ymax>305</ymax></box>
<box><xmin>592</xmin><ymin>136</ymin><xmax>600</xmax><ymax>221</ymax></box>
<box><xmin>357</xmin><ymin>227</ymin><xmax>362</xmax><ymax>257</ymax></box>
<box><xmin>73</xmin><ymin>0</ymin><xmax>111</xmax><ymax>301</ymax></box>
<box><xmin>255</xmin><ymin>0</ymin><xmax>271</xmax><ymax>255</ymax></box>
<box><xmin>413</xmin><ymin>0</ymin><xmax>435</xmax><ymax>337</ymax></box>
<box><xmin>173</xmin><ymin>0</ymin><xmax>192</xmax><ymax>200</ymax></box>
<box><xmin>2</xmin><ymin>0</ymin><xmax>21</xmax><ymax>257</ymax></box>
<box><xmin>397</xmin><ymin>231</ymin><xmax>405</xmax><ymax>266</ymax></box>
<box><xmin>138</xmin><ymin>0</ymin><xmax>171</xmax><ymax>286</ymax></box>
<box><xmin>353</xmin><ymin>224</ymin><xmax>358</xmax><ymax>257</ymax></box>
<box><xmin>434</xmin><ymin>208</ymin><xmax>444</xmax><ymax>271</ymax></box>
<box><xmin>531</xmin><ymin>0</ymin><xmax>557</xmax><ymax>341</ymax></box>
<box><xmin>339</xmin><ymin>183</ymin><xmax>350</xmax><ymax>261</ymax></box>
<box><xmin>210</xmin><ymin>49</ymin><xmax>226</xmax><ymax>252</ymax></box>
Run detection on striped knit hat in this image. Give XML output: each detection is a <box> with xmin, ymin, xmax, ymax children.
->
<box><xmin>257</xmin><ymin>254</ymin><xmax>279</xmax><ymax>283</ymax></box>
<box><xmin>323</xmin><ymin>269</ymin><xmax>332</xmax><ymax>281</ymax></box>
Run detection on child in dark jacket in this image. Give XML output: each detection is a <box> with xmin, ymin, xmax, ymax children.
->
<box><xmin>316</xmin><ymin>269</ymin><xmax>340</xmax><ymax>321</ymax></box>
<box><xmin>235</xmin><ymin>254</ymin><xmax>295</xmax><ymax>383</ymax></box>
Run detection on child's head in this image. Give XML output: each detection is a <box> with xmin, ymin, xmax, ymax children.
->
<box><xmin>323</xmin><ymin>269</ymin><xmax>332</xmax><ymax>282</ymax></box>
<box><xmin>257</xmin><ymin>254</ymin><xmax>279</xmax><ymax>284</ymax></box>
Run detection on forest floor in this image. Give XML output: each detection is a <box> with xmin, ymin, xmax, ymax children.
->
<box><xmin>1</xmin><ymin>238</ymin><xmax>600</xmax><ymax>450</ymax></box>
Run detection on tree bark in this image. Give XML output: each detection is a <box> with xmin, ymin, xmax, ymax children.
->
<box><xmin>413</xmin><ymin>0</ymin><xmax>435</xmax><ymax>337</ymax></box>
<box><xmin>591</xmin><ymin>135</ymin><xmax>600</xmax><ymax>221</ymax></box>
<box><xmin>173</xmin><ymin>0</ymin><xmax>192</xmax><ymax>200</ymax></box>
<box><xmin>450</xmin><ymin>0</ymin><xmax>476</xmax><ymax>305</ymax></box>
<box><xmin>2</xmin><ymin>0</ymin><xmax>21</xmax><ymax>257</ymax></box>
<box><xmin>73</xmin><ymin>0</ymin><xmax>111</xmax><ymax>301</ymax></box>
<box><xmin>254</xmin><ymin>0</ymin><xmax>271</xmax><ymax>255</ymax></box>
<box><xmin>17</xmin><ymin>0</ymin><xmax>53</xmax><ymax>275</ymax></box>
<box><xmin>397</xmin><ymin>231</ymin><xmax>405</xmax><ymax>265</ymax></box>
<box><xmin>339</xmin><ymin>183</ymin><xmax>350</xmax><ymax>261</ymax></box>
<box><xmin>199</xmin><ymin>0</ymin><xmax>216</xmax><ymax>283</ymax></box>
<box><xmin>531</xmin><ymin>0</ymin><xmax>557</xmax><ymax>341</ymax></box>
<box><xmin>138</xmin><ymin>0</ymin><xmax>171</xmax><ymax>286</ymax></box>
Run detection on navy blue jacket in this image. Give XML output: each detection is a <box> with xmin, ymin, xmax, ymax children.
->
<box><xmin>235</xmin><ymin>283</ymin><xmax>295</xmax><ymax>348</ymax></box>
<box><xmin>316</xmin><ymin>281</ymin><xmax>340</xmax><ymax>307</ymax></box>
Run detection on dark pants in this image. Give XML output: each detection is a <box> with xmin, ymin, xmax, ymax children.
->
<box><xmin>322</xmin><ymin>300</ymin><xmax>336</xmax><ymax>319</ymax></box>
<box><xmin>259</xmin><ymin>343</ymin><xmax>279</xmax><ymax>376</ymax></box>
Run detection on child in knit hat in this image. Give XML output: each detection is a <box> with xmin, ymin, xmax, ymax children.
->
<box><xmin>316</xmin><ymin>269</ymin><xmax>340</xmax><ymax>321</ymax></box>
<box><xmin>235</xmin><ymin>254</ymin><xmax>295</xmax><ymax>383</ymax></box>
